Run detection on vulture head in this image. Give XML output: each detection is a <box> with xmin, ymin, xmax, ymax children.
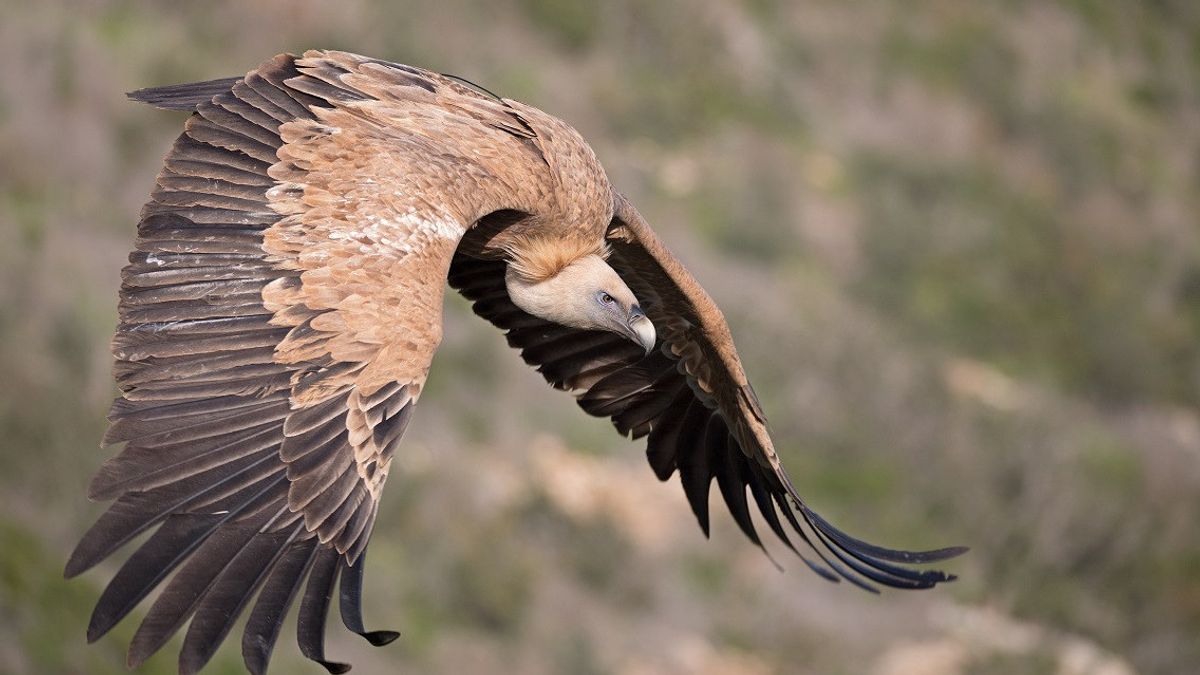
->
<box><xmin>505</xmin><ymin>245</ymin><xmax>656</xmax><ymax>353</ymax></box>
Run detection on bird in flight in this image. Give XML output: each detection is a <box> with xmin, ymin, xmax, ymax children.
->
<box><xmin>66</xmin><ymin>50</ymin><xmax>965</xmax><ymax>675</ymax></box>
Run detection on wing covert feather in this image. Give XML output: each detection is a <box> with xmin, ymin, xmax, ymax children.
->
<box><xmin>71</xmin><ymin>50</ymin><xmax>565</xmax><ymax>673</ymax></box>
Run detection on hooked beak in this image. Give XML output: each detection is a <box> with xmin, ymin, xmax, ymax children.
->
<box><xmin>627</xmin><ymin>308</ymin><xmax>656</xmax><ymax>354</ymax></box>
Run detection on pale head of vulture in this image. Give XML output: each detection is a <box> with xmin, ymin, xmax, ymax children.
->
<box><xmin>504</xmin><ymin>238</ymin><xmax>657</xmax><ymax>352</ymax></box>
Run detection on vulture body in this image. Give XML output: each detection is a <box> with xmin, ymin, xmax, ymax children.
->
<box><xmin>67</xmin><ymin>50</ymin><xmax>965</xmax><ymax>674</ymax></box>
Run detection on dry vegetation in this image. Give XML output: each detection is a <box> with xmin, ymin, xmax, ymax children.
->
<box><xmin>1</xmin><ymin>1</ymin><xmax>1198</xmax><ymax>674</ymax></box>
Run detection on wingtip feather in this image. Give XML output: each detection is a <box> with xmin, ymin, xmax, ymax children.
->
<box><xmin>362</xmin><ymin>630</ymin><xmax>401</xmax><ymax>647</ymax></box>
<box><xmin>127</xmin><ymin>77</ymin><xmax>244</xmax><ymax>112</ymax></box>
<box><xmin>63</xmin><ymin>548</ymin><xmax>89</xmax><ymax>580</ymax></box>
<box><xmin>319</xmin><ymin>660</ymin><xmax>353</xmax><ymax>674</ymax></box>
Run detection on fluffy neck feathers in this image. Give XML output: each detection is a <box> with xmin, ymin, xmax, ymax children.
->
<box><xmin>504</xmin><ymin>234</ymin><xmax>610</xmax><ymax>284</ymax></box>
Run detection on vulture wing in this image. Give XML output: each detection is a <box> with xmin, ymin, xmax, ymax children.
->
<box><xmin>67</xmin><ymin>51</ymin><xmax>552</xmax><ymax>674</ymax></box>
<box><xmin>450</xmin><ymin>193</ymin><xmax>966</xmax><ymax>592</ymax></box>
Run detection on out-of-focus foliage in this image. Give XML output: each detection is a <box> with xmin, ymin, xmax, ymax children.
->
<box><xmin>1</xmin><ymin>1</ymin><xmax>1198</xmax><ymax>673</ymax></box>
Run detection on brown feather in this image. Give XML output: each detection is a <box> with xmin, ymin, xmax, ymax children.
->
<box><xmin>127</xmin><ymin>76</ymin><xmax>242</xmax><ymax>111</ymax></box>
<box><xmin>212</xmin><ymin>90</ymin><xmax>282</xmax><ymax>138</ymax></box>
<box><xmin>197</xmin><ymin>99</ymin><xmax>283</xmax><ymax>149</ymax></box>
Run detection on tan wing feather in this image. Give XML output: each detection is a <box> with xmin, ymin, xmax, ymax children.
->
<box><xmin>69</xmin><ymin>50</ymin><xmax>580</xmax><ymax>675</ymax></box>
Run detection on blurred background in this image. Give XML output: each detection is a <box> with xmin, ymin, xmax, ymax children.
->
<box><xmin>2</xmin><ymin>1</ymin><xmax>1198</xmax><ymax>673</ymax></box>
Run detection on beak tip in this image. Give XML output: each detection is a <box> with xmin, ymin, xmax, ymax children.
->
<box><xmin>630</xmin><ymin>315</ymin><xmax>656</xmax><ymax>354</ymax></box>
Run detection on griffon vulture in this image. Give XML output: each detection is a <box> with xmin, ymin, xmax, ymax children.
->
<box><xmin>66</xmin><ymin>51</ymin><xmax>965</xmax><ymax>674</ymax></box>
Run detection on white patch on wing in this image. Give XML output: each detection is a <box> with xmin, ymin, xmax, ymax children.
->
<box><xmin>328</xmin><ymin>209</ymin><xmax>465</xmax><ymax>258</ymax></box>
<box><xmin>390</xmin><ymin>199</ymin><xmax>468</xmax><ymax>239</ymax></box>
<box><xmin>422</xmin><ymin>214</ymin><xmax>467</xmax><ymax>240</ymax></box>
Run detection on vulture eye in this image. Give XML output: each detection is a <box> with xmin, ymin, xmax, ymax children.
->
<box><xmin>599</xmin><ymin>292</ymin><xmax>615</xmax><ymax>306</ymax></box>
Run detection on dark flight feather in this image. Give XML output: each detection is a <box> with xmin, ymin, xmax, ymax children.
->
<box><xmin>296</xmin><ymin>548</ymin><xmax>350</xmax><ymax>674</ymax></box>
<box><xmin>128</xmin><ymin>77</ymin><xmax>243</xmax><ymax>111</ymax></box>
<box><xmin>337</xmin><ymin>550</ymin><xmax>400</xmax><ymax>647</ymax></box>
<box><xmin>242</xmin><ymin>540</ymin><xmax>319</xmax><ymax>675</ymax></box>
<box><xmin>179</xmin><ymin>522</ymin><xmax>301</xmax><ymax>674</ymax></box>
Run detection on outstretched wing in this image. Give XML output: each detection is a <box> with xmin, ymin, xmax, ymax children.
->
<box><xmin>450</xmin><ymin>192</ymin><xmax>966</xmax><ymax>592</ymax></box>
<box><xmin>68</xmin><ymin>51</ymin><xmax>551</xmax><ymax>675</ymax></box>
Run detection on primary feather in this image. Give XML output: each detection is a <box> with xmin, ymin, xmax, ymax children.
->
<box><xmin>70</xmin><ymin>50</ymin><xmax>965</xmax><ymax>675</ymax></box>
